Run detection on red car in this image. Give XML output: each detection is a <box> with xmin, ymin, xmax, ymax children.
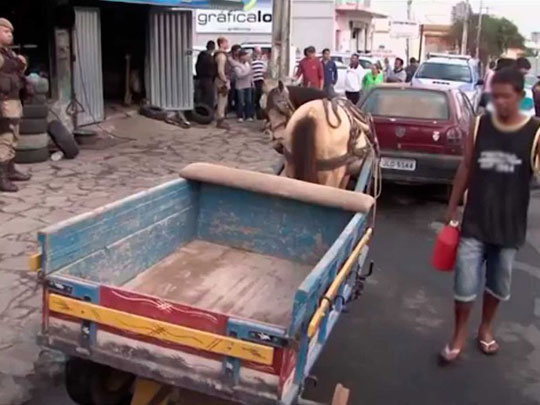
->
<box><xmin>360</xmin><ymin>84</ymin><xmax>476</xmax><ymax>184</ymax></box>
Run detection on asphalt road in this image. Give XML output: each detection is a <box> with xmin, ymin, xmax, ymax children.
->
<box><xmin>26</xmin><ymin>184</ymin><xmax>540</xmax><ymax>405</ymax></box>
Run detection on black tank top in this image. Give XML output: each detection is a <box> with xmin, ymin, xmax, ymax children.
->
<box><xmin>462</xmin><ymin>114</ymin><xmax>540</xmax><ymax>247</ymax></box>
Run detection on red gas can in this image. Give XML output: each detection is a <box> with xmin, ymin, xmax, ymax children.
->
<box><xmin>432</xmin><ymin>221</ymin><xmax>460</xmax><ymax>272</ymax></box>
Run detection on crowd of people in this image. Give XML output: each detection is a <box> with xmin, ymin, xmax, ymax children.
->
<box><xmin>195</xmin><ymin>36</ymin><xmax>269</xmax><ymax>130</ymax></box>
<box><xmin>295</xmin><ymin>45</ymin><xmax>419</xmax><ymax>105</ymax></box>
<box><xmin>195</xmin><ymin>38</ymin><xmax>423</xmax><ymax>129</ymax></box>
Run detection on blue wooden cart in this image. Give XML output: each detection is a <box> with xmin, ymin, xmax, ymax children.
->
<box><xmin>32</xmin><ymin>162</ymin><xmax>375</xmax><ymax>405</ymax></box>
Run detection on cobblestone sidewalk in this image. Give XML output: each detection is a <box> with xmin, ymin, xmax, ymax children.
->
<box><xmin>0</xmin><ymin>114</ymin><xmax>280</xmax><ymax>404</ymax></box>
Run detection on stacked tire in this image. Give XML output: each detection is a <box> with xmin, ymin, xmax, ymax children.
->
<box><xmin>16</xmin><ymin>77</ymin><xmax>50</xmax><ymax>164</ymax></box>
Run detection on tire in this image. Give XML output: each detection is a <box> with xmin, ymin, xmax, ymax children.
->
<box><xmin>186</xmin><ymin>103</ymin><xmax>214</xmax><ymax>125</ymax></box>
<box><xmin>74</xmin><ymin>129</ymin><xmax>98</xmax><ymax>145</ymax></box>
<box><xmin>14</xmin><ymin>147</ymin><xmax>49</xmax><ymax>164</ymax></box>
<box><xmin>139</xmin><ymin>105</ymin><xmax>169</xmax><ymax>121</ymax></box>
<box><xmin>23</xmin><ymin>104</ymin><xmax>48</xmax><ymax>119</ymax></box>
<box><xmin>19</xmin><ymin>118</ymin><xmax>48</xmax><ymax>135</ymax></box>
<box><xmin>16</xmin><ymin>133</ymin><xmax>49</xmax><ymax>150</ymax></box>
<box><xmin>90</xmin><ymin>365</ymin><xmax>134</xmax><ymax>405</ymax></box>
<box><xmin>65</xmin><ymin>358</ymin><xmax>94</xmax><ymax>405</ymax></box>
<box><xmin>48</xmin><ymin>120</ymin><xmax>79</xmax><ymax>159</ymax></box>
<box><xmin>30</xmin><ymin>94</ymin><xmax>47</xmax><ymax>105</ymax></box>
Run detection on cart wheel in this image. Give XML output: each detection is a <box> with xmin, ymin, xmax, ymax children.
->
<box><xmin>90</xmin><ymin>365</ymin><xmax>135</xmax><ymax>405</ymax></box>
<box><xmin>65</xmin><ymin>357</ymin><xmax>95</xmax><ymax>405</ymax></box>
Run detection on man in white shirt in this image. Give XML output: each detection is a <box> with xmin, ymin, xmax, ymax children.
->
<box><xmin>344</xmin><ymin>54</ymin><xmax>365</xmax><ymax>105</ymax></box>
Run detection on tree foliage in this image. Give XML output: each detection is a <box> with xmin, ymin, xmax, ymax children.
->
<box><xmin>450</xmin><ymin>14</ymin><xmax>525</xmax><ymax>61</ymax></box>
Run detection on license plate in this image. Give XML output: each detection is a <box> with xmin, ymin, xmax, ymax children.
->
<box><xmin>380</xmin><ymin>157</ymin><xmax>416</xmax><ymax>171</ymax></box>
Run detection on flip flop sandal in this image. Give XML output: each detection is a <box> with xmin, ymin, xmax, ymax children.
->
<box><xmin>439</xmin><ymin>345</ymin><xmax>462</xmax><ymax>364</ymax></box>
<box><xmin>478</xmin><ymin>339</ymin><xmax>499</xmax><ymax>355</ymax></box>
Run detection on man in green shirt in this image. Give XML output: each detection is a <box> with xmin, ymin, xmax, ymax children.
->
<box><xmin>362</xmin><ymin>64</ymin><xmax>383</xmax><ymax>93</ymax></box>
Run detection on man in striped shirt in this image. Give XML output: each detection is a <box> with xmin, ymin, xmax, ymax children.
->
<box><xmin>251</xmin><ymin>47</ymin><xmax>267</xmax><ymax>119</ymax></box>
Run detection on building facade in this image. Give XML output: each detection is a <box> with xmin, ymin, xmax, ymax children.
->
<box><xmin>193</xmin><ymin>0</ymin><xmax>385</xmax><ymax>55</ymax></box>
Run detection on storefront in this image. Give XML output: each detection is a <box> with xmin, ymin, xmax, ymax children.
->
<box><xmin>1</xmin><ymin>0</ymin><xmax>243</xmax><ymax>128</ymax></box>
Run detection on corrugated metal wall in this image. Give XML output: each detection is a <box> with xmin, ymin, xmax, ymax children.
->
<box><xmin>148</xmin><ymin>10</ymin><xmax>193</xmax><ymax>111</ymax></box>
<box><xmin>73</xmin><ymin>8</ymin><xmax>105</xmax><ymax>126</ymax></box>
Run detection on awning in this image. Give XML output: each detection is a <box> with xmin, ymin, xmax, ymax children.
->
<box><xmin>101</xmin><ymin>0</ymin><xmax>245</xmax><ymax>10</ymax></box>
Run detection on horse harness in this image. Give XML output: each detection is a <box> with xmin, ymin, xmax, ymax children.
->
<box><xmin>278</xmin><ymin>97</ymin><xmax>378</xmax><ymax>171</ymax></box>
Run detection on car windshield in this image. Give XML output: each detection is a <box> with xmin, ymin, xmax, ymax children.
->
<box><xmin>416</xmin><ymin>62</ymin><xmax>472</xmax><ymax>83</ymax></box>
<box><xmin>361</xmin><ymin>89</ymin><xmax>450</xmax><ymax>120</ymax></box>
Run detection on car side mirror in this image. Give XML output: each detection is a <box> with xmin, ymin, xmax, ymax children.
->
<box><xmin>476</xmin><ymin>79</ymin><xmax>484</xmax><ymax>86</ymax></box>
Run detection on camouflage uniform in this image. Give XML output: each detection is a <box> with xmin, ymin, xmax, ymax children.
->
<box><xmin>0</xmin><ymin>18</ymin><xmax>30</xmax><ymax>192</ymax></box>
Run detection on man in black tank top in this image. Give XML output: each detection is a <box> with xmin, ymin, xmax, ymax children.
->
<box><xmin>440</xmin><ymin>68</ymin><xmax>540</xmax><ymax>362</ymax></box>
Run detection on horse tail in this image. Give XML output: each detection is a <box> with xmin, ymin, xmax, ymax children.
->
<box><xmin>291</xmin><ymin>108</ymin><xmax>318</xmax><ymax>183</ymax></box>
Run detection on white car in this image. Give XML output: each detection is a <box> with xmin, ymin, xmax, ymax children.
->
<box><xmin>412</xmin><ymin>54</ymin><xmax>482</xmax><ymax>110</ymax></box>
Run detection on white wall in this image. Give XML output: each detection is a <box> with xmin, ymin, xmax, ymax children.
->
<box><xmin>291</xmin><ymin>0</ymin><xmax>335</xmax><ymax>52</ymax></box>
<box><xmin>192</xmin><ymin>0</ymin><xmax>335</xmax><ymax>52</ymax></box>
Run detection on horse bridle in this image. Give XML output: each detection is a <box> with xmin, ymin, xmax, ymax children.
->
<box><xmin>267</xmin><ymin>89</ymin><xmax>296</xmax><ymax>132</ymax></box>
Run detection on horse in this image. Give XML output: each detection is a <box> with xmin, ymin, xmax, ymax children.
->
<box><xmin>262</xmin><ymin>79</ymin><xmax>327</xmax><ymax>144</ymax></box>
<box><xmin>263</xmin><ymin>80</ymin><xmax>378</xmax><ymax>189</ymax></box>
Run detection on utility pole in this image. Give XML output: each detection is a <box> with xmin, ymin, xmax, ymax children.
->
<box><xmin>406</xmin><ymin>0</ymin><xmax>412</xmax><ymax>62</ymax></box>
<box><xmin>271</xmin><ymin>0</ymin><xmax>292</xmax><ymax>80</ymax></box>
<box><xmin>475</xmin><ymin>0</ymin><xmax>484</xmax><ymax>59</ymax></box>
<box><xmin>461</xmin><ymin>0</ymin><xmax>470</xmax><ymax>55</ymax></box>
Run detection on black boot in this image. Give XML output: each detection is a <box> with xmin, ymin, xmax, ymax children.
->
<box><xmin>0</xmin><ymin>162</ymin><xmax>18</xmax><ymax>192</ymax></box>
<box><xmin>8</xmin><ymin>160</ymin><xmax>31</xmax><ymax>181</ymax></box>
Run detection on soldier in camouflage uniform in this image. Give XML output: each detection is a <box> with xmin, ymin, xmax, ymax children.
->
<box><xmin>0</xmin><ymin>18</ymin><xmax>31</xmax><ymax>192</ymax></box>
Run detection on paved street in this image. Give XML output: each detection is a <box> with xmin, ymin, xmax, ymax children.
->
<box><xmin>23</xmin><ymin>177</ymin><xmax>540</xmax><ymax>404</ymax></box>
<box><xmin>2</xmin><ymin>113</ymin><xmax>539</xmax><ymax>405</ymax></box>
<box><xmin>0</xmin><ymin>114</ymin><xmax>280</xmax><ymax>404</ymax></box>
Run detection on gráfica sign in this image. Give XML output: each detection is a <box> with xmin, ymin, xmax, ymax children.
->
<box><xmin>196</xmin><ymin>0</ymin><xmax>273</xmax><ymax>34</ymax></box>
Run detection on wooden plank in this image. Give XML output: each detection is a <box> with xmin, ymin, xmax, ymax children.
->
<box><xmin>197</xmin><ymin>184</ymin><xmax>352</xmax><ymax>265</ymax></box>
<box><xmin>355</xmin><ymin>154</ymin><xmax>374</xmax><ymax>193</ymax></box>
<box><xmin>123</xmin><ymin>240</ymin><xmax>311</xmax><ymax>328</ymax></box>
<box><xmin>288</xmin><ymin>213</ymin><xmax>367</xmax><ymax>336</ymax></box>
<box><xmin>58</xmin><ymin>209</ymin><xmax>197</xmax><ymax>285</ymax></box>
<box><xmin>308</xmin><ymin>228</ymin><xmax>373</xmax><ymax>338</ymax></box>
<box><xmin>39</xmin><ymin>179</ymin><xmax>197</xmax><ymax>273</ymax></box>
<box><xmin>29</xmin><ymin>253</ymin><xmax>42</xmax><ymax>272</ymax></box>
<box><xmin>100</xmin><ymin>287</ymin><xmax>228</xmax><ymax>335</ymax></box>
<box><xmin>48</xmin><ymin>294</ymin><xmax>274</xmax><ymax>365</ymax></box>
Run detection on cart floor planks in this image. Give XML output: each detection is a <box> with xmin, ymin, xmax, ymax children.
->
<box><xmin>123</xmin><ymin>240</ymin><xmax>312</xmax><ymax>327</ymax></box>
